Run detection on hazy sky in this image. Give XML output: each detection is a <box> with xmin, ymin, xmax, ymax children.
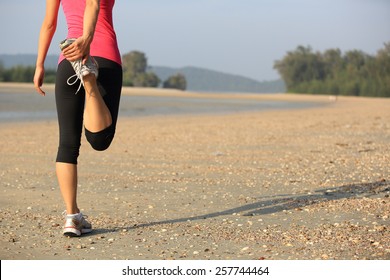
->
<box><xmin>0</xmin><ymin>0</ymin><xmax>389</xmax><ymax>81</ymax></box>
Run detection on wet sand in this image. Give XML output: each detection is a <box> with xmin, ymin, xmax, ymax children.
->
<box><xmin>0</xmin><ymin>83</ymin><xmax>322</xmax><ymax>122</ymax></box>
<box><xmin>0</xmin><ymin>84</ymin><xmax>389</xmax><ymax>260</ymax></box>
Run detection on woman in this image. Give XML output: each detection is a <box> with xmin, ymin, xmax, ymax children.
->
<box><xmin>33</xmin><ymin>0</ymin><xmax>122</xmax><ymax>237</ymax></box>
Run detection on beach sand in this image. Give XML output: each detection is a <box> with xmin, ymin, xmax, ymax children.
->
<box><xmin>0</xmin><ymin>85</ymin><xmax>389</xmax><ymax>260</ymax></box>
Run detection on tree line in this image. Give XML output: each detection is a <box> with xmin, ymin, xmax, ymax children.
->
<box><xmin>122</xmin><ymin>51</ymin><xmax>186</xmax><ymax>90</ymax></box>
<box><xmin>0</xmin><ymin>64</ymin><xmax>58</xmax><ymax>84</ymax></box>
<box><xmin>274</xmin><ymin>43</ymin><xmax>390</xmax><ymax>97</ymax></box>
<box><xmin>0</xmin><ymin>51</ymin><xmax>187</xmax><ymax>91</ymax></box>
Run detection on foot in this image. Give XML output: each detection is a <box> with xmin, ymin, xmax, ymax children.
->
<box><xmin>63</xmin><ymin>212</ymin><xmax>92</xmax><ymax>237</ymax></box>
<box><xmin>81</xmin><ymin>56</ymin><xmax>99</xmax><ymax>78</ymax></box>
<box><xmin>60</xmin><ymin>38</ymin><xmax>99</xmax><ymax>94</ymax></box>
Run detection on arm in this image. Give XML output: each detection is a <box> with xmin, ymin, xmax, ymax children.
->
<box><xmin>33</xmin><ymin>0</ymin><xmax>60</xmax><ymax>96</ymax></box>
<box><xmin>83</xmin><ymin>0</ymin><xmax>100</xmax><ymax>47</ymax></box>
<box><xmin>62</xmin><ymin>0</ymin><xmax>100</xmax><ymax>62</ymax></box>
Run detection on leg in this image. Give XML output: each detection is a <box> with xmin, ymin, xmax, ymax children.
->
<box><xmin>56</xmin><ymin>161</ymin><xmax>92</xmax><ymax>237</ymax></box>
<box><xmin>83</xmin><ymin>73</ymin><xmax>112</xmax><ymax>133</ymax></box>
<box><xmin>56</xmin><ymin>162</ymin><xmax>79</xmax><ymax>214</ymax></box>
<box><xmin>55</xmin><ymin>60</ymin><xmax>85</xmax><ymax>215</ymax></box>
<box><xmin>84</xmin><ymin>57</ymin><xmax>122</xmax><ymax>151</ymax></box>
<box><xmin>54</xmin><ymin>58</ymin><xmax>121</xmax><ymax>236</ymax></box>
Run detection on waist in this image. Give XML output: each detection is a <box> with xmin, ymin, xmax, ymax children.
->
<box><xmin>58</xmin><ymin>34</ymin><xmax>121</xmax><ymax>65</ymax></box>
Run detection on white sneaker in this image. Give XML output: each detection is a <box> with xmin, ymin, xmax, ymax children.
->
<box><xmin>59</xmin><ymin>38</ymin><xmax>99</xmax><ymax>94</ymax></box>
<box><xmin>63</xmin><ymin>212</ymin><xmax>93</xmax><ymax>237</ymax></box>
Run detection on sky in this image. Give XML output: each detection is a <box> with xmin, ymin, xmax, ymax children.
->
<box><xmin>0</xmin><ymin>0</ymin><xmax>389</xmax><ymax>81</ymax></box>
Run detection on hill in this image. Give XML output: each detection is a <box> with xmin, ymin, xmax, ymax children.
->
<box><xmin>0</xmin><ymin>54</ymin><xmax>285</xmax><ymax>93</ymax></box>
<box><xmin>150</xmin><ymin>66</ymin><xmax>285</xmax><ymax>93</ymax></box>
<box><xmin>0</xmin><ymin>54</ymin><xmax>59</xmax><ymax>69</ymax></box>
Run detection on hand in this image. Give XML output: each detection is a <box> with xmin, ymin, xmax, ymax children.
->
<box><xmin>33</xmin><ymin>65</ymin><xmax>46</xmax><ymax>96</ymax></box>
<box><xmin>62</xmin><ymin>37</ymin><xmax>91</xmax><ymax>62</ymax></box>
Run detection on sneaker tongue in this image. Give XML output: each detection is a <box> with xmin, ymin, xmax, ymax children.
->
<box><xmin>67</xmin><ymin>213</ymin><xmax>82</xmax><ymax>219</ymax></box>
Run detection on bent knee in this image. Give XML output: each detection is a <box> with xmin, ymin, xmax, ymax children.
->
<box><xmin>85</xmin><ymin>125</ymin><xmax>115</xmax><ymax>151</ymax></box>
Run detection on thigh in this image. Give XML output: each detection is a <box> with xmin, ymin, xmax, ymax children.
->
<box><xmin>55</xmin><ymin>60</ymin><xmax>85</xmax><ymax>145</ymax></box>
<box><xmin>95</xmin><ymin>57</ymin><xmax>123</xmax><ymax>127</ymax></box>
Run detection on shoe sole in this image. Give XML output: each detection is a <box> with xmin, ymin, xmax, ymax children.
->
<box><xmin>60</xmin><ymin>38</ymin><xmax>76</xmax><ymax>51</ymax></box>
<box><xmin>63</xmin><ymin>227</ymin><xmax>81</xmax><ymax>237</ymax></box>
<box><xmin>64</xmin><ymin>231</ymin><xmax>80</xmax><ymax>238</ymax></box>
<box><xmin>63</xmin><ymin>228</ymin><xmax>93</xmax><ymax>237</ymax></box>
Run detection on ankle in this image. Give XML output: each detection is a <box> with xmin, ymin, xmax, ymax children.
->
<box><xmin>66</xmin><ymin>208</ymin><xmax>80</xmax><ymax>215</ymax></box>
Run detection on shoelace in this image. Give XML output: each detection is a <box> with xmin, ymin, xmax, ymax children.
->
<box><xmin>62</xmin><ymin>210</ymin><xmax>88</xmax><ymax>220</ymax></box>
<box><xmin>66</xmin><ymin>60</ymin><xmax>84</xmax><ymax>94</ymax></box>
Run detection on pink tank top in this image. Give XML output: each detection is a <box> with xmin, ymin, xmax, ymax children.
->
<box><xmin>59</xmin><ymin>0</ymin><xmax>121</xmax><ymax>65</ymax></box>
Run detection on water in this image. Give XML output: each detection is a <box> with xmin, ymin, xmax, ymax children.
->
<box><xmin>0</xmin><ymin>88</ymin><xmax>320</xmax><ymax>122</ymax></box>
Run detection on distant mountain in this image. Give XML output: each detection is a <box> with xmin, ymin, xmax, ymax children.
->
<box><xmin>1</xmin><ymin>54</ymin><xmax>285</xmax><ymax>93</ymax></box>
<box><xmin>150</xmin><ymin>66</ymin><xmax>285</xmax><ymax>93</ymax></box>
<box><xmin>0</xmin><ymin>54</ymin><xmax>59</xmax><ymax>69</ymax></box>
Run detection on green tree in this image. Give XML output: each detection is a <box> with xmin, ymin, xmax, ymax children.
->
<box><xmin>133</xmin><ymin>72</ymin><xmax>160</xmax><ymax>87</ymax></box>
<box><xmin>122</xmin><ymin>51</ymin><xmax>160</xmax><ymax>87</ymax></box>
<box><xmin>122</xmin><ymin>51</ymin><xmax>147</xmax><ymax>86</ymax></box>
<box><xmin>274</xmin><ymin>46</ymin><xmax>325</xmax><ymax>92</ymax></box>
<box><xmin>163</xmin><ymin>73</ymin><xmax>187</xmax><ymax>90</ymax></box>
<box><xmin>1</xmin><ymin>65</ymin><xmax>35</xmax><ymax>82</ymax></box>
<box><xmin>375</xmin><ymin>43</ymin><xmax>390</xmax><ymax>97</ymax></box>
<box><xmin>0</xmin><ymin>60</ymin><xmax>4</xmax><ymax>82</ymax></box>
<box><xmin>44</xmin><ymin>69</ymin><xmax>57</xmax><ymax>83</ymax></box>
<box><xmin>322</xmin><ymin>48</ymin><xmax>343</xmax><ymax>79</ymax></box>
<box><xmin>274</xmin><ymin>43</ymin><xmax>390</xmax><ymax>97</ymax></box>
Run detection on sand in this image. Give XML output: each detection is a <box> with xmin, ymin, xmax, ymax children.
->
<box><xmin>0</xmin><ymin>84</ymin><xmax>389</xmax><ymax>260</ymax></box>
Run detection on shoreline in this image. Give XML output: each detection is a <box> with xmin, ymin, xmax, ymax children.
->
<box><xmin>0</xmin><ymin>82</ymin><xmax>334</xmax><ymax>123</ymax></box>
<box><xmin>0</xmin><ymin>81</ymin><xmax>336</xmax><ymax>100</ymax></box>
<box><xmin>0</xmin><ymin>83</ymin><xmax>389</xmax><ymax>260</ymax></box>
<box><xmin>2</xmin><ymin>82</ymin><xmax>388</xmax><ymax>108</ymax></box>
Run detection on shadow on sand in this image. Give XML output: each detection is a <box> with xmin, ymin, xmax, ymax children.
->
<box><xmin>89</xmin><ymin>180</ymin><xmax>389</xmax><ymax>236</ymax></box>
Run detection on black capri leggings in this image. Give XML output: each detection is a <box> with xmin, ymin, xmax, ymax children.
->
<box><xmin>55</xmin><ymin>57</ymin><xmax>122</xmax><ymax>164</ymax></box>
